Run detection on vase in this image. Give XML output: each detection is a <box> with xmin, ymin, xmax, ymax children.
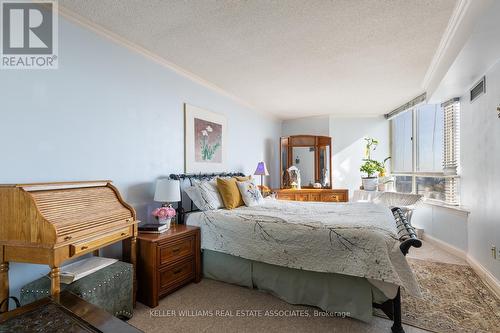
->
<box><xmin>362</xmin><ymin>177</ymin><xmax>378</xmax><ymax>191</ymax></box>
<box><xmin>158</xmin><ymin>217</ymin><xmax>171</xmax><ymax>229</ymax></box>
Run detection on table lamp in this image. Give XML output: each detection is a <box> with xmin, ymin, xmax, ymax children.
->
<box><xmin>253</xmin><ymin>161</ymin><xmax>269</xmax><ymax>193</ymax></box>
<box><xmin>154</xmin><ymin>179</ymin><xmax>181</xmax><ymax>207</ymax></box>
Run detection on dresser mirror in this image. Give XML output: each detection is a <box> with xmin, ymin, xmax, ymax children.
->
<box><xmin>280</xmin><ymin>135</ymin><xmax>332</xmax><ymax>189</ymax></box>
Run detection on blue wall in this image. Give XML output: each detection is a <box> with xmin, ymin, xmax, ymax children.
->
<box><xmin>0</xmin><ymin>17</ymin><xmax>280</xmax><ymax>301</ymax></box>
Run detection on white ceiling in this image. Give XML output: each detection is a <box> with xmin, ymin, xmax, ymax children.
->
<box><xmin>60</xmin><ymin>0</ymin><xmax>457</xmax><ymax>119</ymax></box>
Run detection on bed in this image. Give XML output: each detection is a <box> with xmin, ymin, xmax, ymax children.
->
<box><xmin>170</xmin><ymin>172</ymin><xmax>422</xmax><ymax>333</ymax></box>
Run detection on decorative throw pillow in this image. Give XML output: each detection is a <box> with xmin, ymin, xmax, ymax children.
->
<box><xmin>237</xmin><ymin>180</ymin><xmax>264</xmax><ymax>207</ymax></box>
<box><xmin>216</xmin><ymin>177</ymin><xmax>245</xmax><ymax>209</ymax></box>
<box><xmin>184</xmin><ymin>186</ymin><xmax>208</xmax><ymax>210</ymax></box>
<box><xmin>193</xmin><ymin>179</ymin><xmax>224</xmax><ymax>210</ymax></box>
<box><xmin>235</xmin><ymin>176</ymin><xmax>252</xmax><ymax>182</ymax></box>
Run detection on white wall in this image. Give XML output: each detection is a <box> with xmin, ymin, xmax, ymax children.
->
<box><xmin>281</xmin><ymin>116</ymin><xmax>329</xmax><ymax>136</ymax></box>
<box><xmin>329</xmin><ymin>116</ymin><xmax>390</xmax><ymax>194</ymax></box>
<box><xmin>412</xmin><ymin>205</ymin><xmax>469</xmax><ymax>252</ymax></box>
<box><xmin>460</xmin><ymin>60</ymin><xmax>500</xmax><ymax>280</ymax></box>
<box><xmin>413</xmin><ymin>59</ymin><xmax>500</xmax><ymax>282</ymax></box>
<box><xmin>0</xmin><ymin>17</ymin><xmax>281</xmax><ymax>299</ymax></box>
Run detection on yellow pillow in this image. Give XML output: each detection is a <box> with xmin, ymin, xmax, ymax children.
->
<box><xmin>235</xmin><ymin>176</ymin><xmax>251</xmax><ymax>182</ymax></box>
<box><xmin>217</xmin><ymin>177</ymin><xmax>245</xmax><ymax>209</ymax></box>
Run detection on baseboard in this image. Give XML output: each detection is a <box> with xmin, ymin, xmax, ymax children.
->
<box><xmin>466</xmin><ymin>255</ymin><xmax>500</xmax><ymax>299</ymax></box>
<box><xmin>422</xmin><ymin>233</ymin><xmax>467</xmax><ymax>259</ymax></box>
<box><xmin>422</xmin><ymin>233</ymin><xmax>500</xmax><ymax>299</ymax></box>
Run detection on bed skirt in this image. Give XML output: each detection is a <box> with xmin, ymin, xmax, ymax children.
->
<box><xmin>202</xmin><ymin>249</ymin><xmax>389</xmax><ymax>323</ymax></box>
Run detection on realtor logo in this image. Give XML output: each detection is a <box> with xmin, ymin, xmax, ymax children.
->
<box><xmin>1</xmin><ymin>0</ymin><xmax>58</xmax><ymax>69</ymax></box>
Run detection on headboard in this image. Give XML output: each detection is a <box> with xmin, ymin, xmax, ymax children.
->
<box><xmin>169</xmin><ymin>172</ymin><xmax>245</xmax><ymax>224</ymax></box>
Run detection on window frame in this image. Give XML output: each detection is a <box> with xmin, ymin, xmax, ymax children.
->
<box><xmin>390</xmin><ymin>101</ymin><xmax>460</xmax><ymax>206</ymax></box>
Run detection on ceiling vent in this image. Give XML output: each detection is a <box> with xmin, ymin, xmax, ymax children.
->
<box><xmin>470</xmin><ymin>76</ymin><xmax>486</xmax><ymax>102</ymax></box>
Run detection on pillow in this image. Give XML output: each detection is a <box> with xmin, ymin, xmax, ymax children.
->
<box><xmin>216</xmin><ymin>177</ymin><xmax>245</xmax><ymax>209</ymax></box>
<box><xmin>237</xmin><ymin>180</ymin><xmax>264</xmax><ymax>207</ymax></box>
<box><xmin>193</xmin><ymin>179</ymin><xmax>224</xmax><ymax>210</ymax></box>
<box><xmin>184</xmin><ymin>186</ymin><xmax>208</xmax><ymax>210</ymax></box>
<box><xmin>235</xmin><ymin>176</ymin><xmax>252</xmax><ymax>182</ymax></box>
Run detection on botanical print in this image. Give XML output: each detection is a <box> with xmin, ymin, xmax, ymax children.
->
<box><xmin>185</xmin><ymin>103</ymin><xmax>226</xmax><ymax>173</ymax></box>
<box><xmin>194</xmin><ymin>118</ymin><xmax>222</xmax><ymax>163</ymax></box>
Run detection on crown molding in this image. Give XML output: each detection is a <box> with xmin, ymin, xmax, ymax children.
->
<box><xmin>58</xmin><ymin>5</ymin><xmax>279</xmax><ymax>121</ymax></box>
<box><xmin>422</xmin><ymin>0</ymin><xmax>494</xmax><ymax>98</ymax></box>
<box><xmin>422</xmin><ymin>0</ymin><xmax>471</xmax><ymax>89</ymax></box>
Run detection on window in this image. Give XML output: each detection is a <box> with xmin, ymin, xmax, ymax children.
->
<box><xmin>391</xmin><ymin>111</ymin><xmax>413</xmax><ymax>172</ymax></box>
<box><xmin>390</xmin><ymin>99</ymin><xmax>460</xmax><ymax>205</ymax></box>
<box><xmin>416</xmin><ymin>104</ymin><xmax>443</xmax><ymax>172</ymax></box>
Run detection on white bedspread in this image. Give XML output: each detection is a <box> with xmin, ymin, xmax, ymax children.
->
<box><xmin>186</xmin><ymin>199</ymin><xmax>420</xmax><ymax>297</ymax></box>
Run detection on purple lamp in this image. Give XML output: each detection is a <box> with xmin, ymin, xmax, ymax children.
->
<box><xmin>254</xmin><ymin>161</ymin><xmax>270</xmax><ymax>192</ymax></box>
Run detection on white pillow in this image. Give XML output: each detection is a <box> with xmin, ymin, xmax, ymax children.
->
<box><xmin>184</xmin><ymin>180</ymin><xmax>224</xmax><ymax>211</ymax></box>
<box><xmin>193</xmin><ymin>179</ymin><xmax>224</xmax><ymax>210</ymax></box>
<box><xmin>184</xmin><ymin>186</ymin><xmax>209</xmax><ymax>211</ymax></box>
<box><xmin>236</xmin><ymin>180</ymin><xmax>264</xmax><ymax>207</ymax></box>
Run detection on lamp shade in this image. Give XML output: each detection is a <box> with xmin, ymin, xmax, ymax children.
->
<box><xmin>154</xmin><ymin>179</ymin><xmax>181</xmax><ymax>203</ymax></box>
<box><xmin>254</xmin><ymin>162</ymin><xmax>269</xmax><ymax>176</ymax></box>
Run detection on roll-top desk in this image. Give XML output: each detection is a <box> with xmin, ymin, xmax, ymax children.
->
<box><xmin>0</xmin><ymin>181</ymin><xmax>139</xmax><ymax>312</ymax></box>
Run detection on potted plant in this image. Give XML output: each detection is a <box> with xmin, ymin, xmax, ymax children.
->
<box><xmin>360</xmin><ymin>159</ymin><xmax>383</xmax><ymax>191</ymax></box>
<box><xmin>360</xmin><ymin>138</ymin><xmax>390</xmax><ymax>191</ymax></box>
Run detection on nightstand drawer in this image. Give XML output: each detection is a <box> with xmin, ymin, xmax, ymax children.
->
<box><xmin>159</xmin><ymin>258</ymin><xmax>195</xmax><ymax>291</ymax></box>
<box><xmin>159</xmin><ymin>236</ymin><xmax>194</xmax><ymax>266</ymax></box>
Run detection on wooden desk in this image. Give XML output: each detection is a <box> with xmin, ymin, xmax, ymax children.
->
<box><xmin>0</xmin><ymin>181</ymin><xmax>139</xmax><ymax>312</ymax></box>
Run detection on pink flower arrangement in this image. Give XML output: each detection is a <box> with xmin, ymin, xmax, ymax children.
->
<box><xmin>152</xmin><ymin>207</ymin><xmax>176</xmax><ymax>220</ymax></box>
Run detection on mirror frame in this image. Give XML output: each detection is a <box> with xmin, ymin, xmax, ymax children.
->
<box><xmin>280</xmin><ymin>135</ymin><xmax>332</xmax><ymax>189</ymax></box>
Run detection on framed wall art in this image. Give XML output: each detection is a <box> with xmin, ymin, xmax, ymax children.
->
<box><xmin>184</xmin><ymin>104</ymin><xmax>227</xmax><ymax>173</ymax></box>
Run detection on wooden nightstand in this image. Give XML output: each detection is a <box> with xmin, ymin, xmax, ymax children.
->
<box><xmin>136</xmin><ymin>225</ymin><xmax>201</xmax><ymax>308</ymax></box>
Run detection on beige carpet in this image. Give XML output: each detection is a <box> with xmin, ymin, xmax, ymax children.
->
<box><xmin>129</xmin><ymin>278</ymin><xmax>412</xmax><ymax>333</ymax></box>
<box><xmin>128</xmin><ymin>259</ymin><xmax>500</xmax><ymax>333</ymax></box>
<box><xmin>389</xmin><ymin>258</ymin><xmax>500</xmax><ymax>333</ymax></box>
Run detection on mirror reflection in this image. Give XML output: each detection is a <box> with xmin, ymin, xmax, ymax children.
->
<box><xmin>280</xmin><ymin>135</ymin><xmax>332</xmax><ymax>189</ymax></box>
<box><xmin>292</xmin><ymin>147</ymin><xmax>315</xmax><ymax>187</ymax></box>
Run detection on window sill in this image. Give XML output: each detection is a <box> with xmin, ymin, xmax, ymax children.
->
<box><xmin>423</xmin><ymin>199</ymin><xmax>470</xmax><ymax>215</ymax></box>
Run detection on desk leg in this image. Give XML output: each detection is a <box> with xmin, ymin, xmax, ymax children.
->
<box><xmin>50</xmin><ymin>266</ymin><xmax>61</xmax><ymax>296</ymax></box>
<box><xmin>131</xmin><ymin>236</ymin><xmax>137</xmax><ymax>305</ymax></box>
<box><xmin>0</xmin><ymin>261</ymin><xmax>9</xmax><ymax>313</ymax></box>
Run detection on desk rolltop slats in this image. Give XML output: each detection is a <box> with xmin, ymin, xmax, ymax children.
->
<box><xmin>30</xmin><ymin>187</ymin><xmax>133</xmax><ymax>239</ymax></box>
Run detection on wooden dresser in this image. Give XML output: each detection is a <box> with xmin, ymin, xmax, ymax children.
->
<box><xmin>136</xmin><ymin>225</ymin><xmax>201</xmax><ymax>308</ymax></box>
<box><xmin>274</xmin><ymin>188</ymin><xmax>349</xmax><ymax>202</ymax></box>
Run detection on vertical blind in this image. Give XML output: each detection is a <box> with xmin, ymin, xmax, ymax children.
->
<box><xmin>442</xmin><ymin>98</ymin><xmax>460</xmax><ymax>205</ymax></box>
<box><xmin>442</xmin><ymin>98</ymin><xmax>460</xmax><ymax>175</ymax></box>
